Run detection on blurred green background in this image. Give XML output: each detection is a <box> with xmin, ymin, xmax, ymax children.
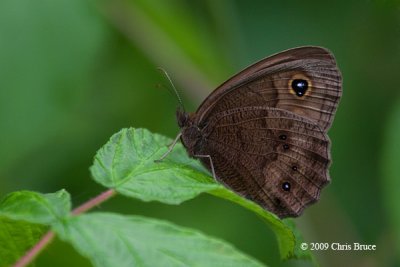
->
<box><xmin>1</xmin><ymin>0</ymin><xmax>399</xmax><ymax>266</ymax></box>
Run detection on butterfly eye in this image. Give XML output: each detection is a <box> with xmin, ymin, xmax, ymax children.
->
<box><xmin>282</xmin><ymin>182</ymin><xmax>291</xmax><ymax>191</ymax></box>
<box><xmin>291</xmin><ymin>79</ymin><xmax>308</xmax><ymax>97</ymax></box>
<box><xmin>279</xmin><ymin>134</ymin><xmax>287</xmax><ymax>140</ymax></box>
<box><xmin>292</xmin><ymin>166</ymin><xmax>298</xmax><ymax>171</ymax></box>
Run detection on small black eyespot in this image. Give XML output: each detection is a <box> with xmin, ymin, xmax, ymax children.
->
<box><xmin>282</xmin><ymin>182</ymin><xmax>291</xmax><ymax>191</ymax></box>
<box><xmin>292</xmin><ymin>166</ymin><xmax>298</xmax><ymax>171</ymax></box>
<box><xmin>279</xmin><ymin>134</ymin><xmax>287</xmax><ymax>140</ymax></box>
<box><xmin>283</xmin><ymin>144</ymin><xmax>289</xmax><ymax>150</ymax></box>
<box><xmin>291</xmin><ymin>79</ymin><xmax>308</xmax><ymax>97</ymax></box>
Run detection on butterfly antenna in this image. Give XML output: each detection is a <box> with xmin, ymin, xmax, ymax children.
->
<box><xmin>157</xmin><ymin>67</ymin><xmax>186</xmax><ymax>113</ymax></box>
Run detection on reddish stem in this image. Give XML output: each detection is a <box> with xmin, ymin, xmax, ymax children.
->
<box><xmin>13</xmin><ymin>189</ymin><xmax>117</xmax><ymax>267</ymax></box>
<box><xmin>13</xmin><ymin>231</ymin><xmax>55</xmax><ymax>267</ymax></box>
<box><xmin>72</xmin><ymin>189</ymin><xmax>116</xmax><ymax>215</ymax></box>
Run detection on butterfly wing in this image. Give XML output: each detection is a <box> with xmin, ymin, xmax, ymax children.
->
<box><xmin>199</xmin><ymin>107</ymin><xmax>330</xmax><ymax>218</ymax></box>
<box><xmin>181</xmin><ymin>46</ymin><xmax>342</xmax><ymax>217</ymax></box>
<box><xmin>195</xmin><ymin>46</ymin><xmax>342</xmax><ymax>132</ymax></box>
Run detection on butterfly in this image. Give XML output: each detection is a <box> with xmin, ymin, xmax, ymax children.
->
<box><xmin>160</xmin><ymin>47</ymin><xmax>342</xmax><ymax>218</ymax></box>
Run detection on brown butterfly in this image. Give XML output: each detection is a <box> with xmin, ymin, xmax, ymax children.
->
<box><xmin>160</xmin><ymin>46</ymin><xmax>342</xmax><ymax>218</ymax></box>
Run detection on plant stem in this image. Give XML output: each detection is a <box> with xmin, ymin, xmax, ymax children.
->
<box><xmin>72</xmin><ymin>189</ymin><xmax>116</xmax><ymax>215</ymax></box>
<box><xmin>13</xmin><ymin>231</ymin><xmax>55</xmax><ymax>267</ymax></box>
<box><xmin>13</xmin><ymin>189</ymin><xmax>117</xmax><ymax>267</ymax></box>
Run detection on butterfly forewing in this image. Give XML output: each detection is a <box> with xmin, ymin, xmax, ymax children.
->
<box><xmin>195</xmin><ymin>47</ymin><xmax>341</xmax><ymax>132</ymax></box>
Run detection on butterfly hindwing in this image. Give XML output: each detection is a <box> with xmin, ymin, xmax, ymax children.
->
<box><xmin>200</xmin><ymin>107</ymin><xmax>330</xmax><ymax>217</ymax></box>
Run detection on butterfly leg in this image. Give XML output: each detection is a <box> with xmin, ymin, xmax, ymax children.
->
<box><xmin>193</xmin><ymin>154</ymin><xmax>216</xmax><ymax>179</ymax></box>
<box><xmin>154</xmin><ymin>132</ymin><xmax>182</xmax><ymax>162</ymax></box>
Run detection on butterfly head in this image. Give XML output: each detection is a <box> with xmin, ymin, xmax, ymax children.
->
<box><xmin>176</xmin><ymin>108</ymin><xmax>199</xmax><ymax>128</ymax></box>
<box><xmin>176</xmin><ymin>108</ymin><xmax>203</xmax><ymax>157</ymax></box>
<box><xmin>176</xmin><ymin>108</ymin><xmax>190</xmax><ymax>128</ymax></box>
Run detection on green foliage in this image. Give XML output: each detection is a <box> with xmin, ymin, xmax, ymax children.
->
<box><xmin>0</xmin><ymin>128</ymin><xmax>315</xmax><ymax>266</ymax></box>
<box><xmin>0</xmin><ymin>190</ymin><xmax>71</xmax><ymax>225</ymax></box>
<box><xmin>0</xmin><ymin>128</ymin><xmax>317</xmax><ymax>266</ymax></box>
<box><xmin>90</xmin><ymin>128</ymin><xmax>219</xmax><ymax>204</ymax></box>
<box><xmin>0</xmin><ymin>190</ymin><xmax>265</xmax><ymax>267</ymax></box>
<box><xmin>0</xmin><ymin>190</ymin><xmax>70</xmax><ymax>266</ymax></box>
<box><xmin>56</xmin><ymin>213</ymin><xmax>265</xmax><ymax>267</ymax></box>
<box><xmin>91</xmin><ymin>128</ymin><xmax>311</xmax><ymax>260</ymax></box>
<box><xmin>0</xmin><ymin>217</ymin><xmax>47</xmax><ymax>267</ymax></box>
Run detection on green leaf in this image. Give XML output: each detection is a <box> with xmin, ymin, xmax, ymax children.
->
<box><xmin>90</xmin><ymin>128</ymin><xmax>312</xmax><ymax>260</ymax></box>
<box><xmin>54</xmin><ymin>212</ymin><xmax>265</xmax><ymax>267</ymax></box>
<box><xmin>90</xmin><ymin>128</ymin><xmax>220</xmax><ymax>204</ymax></box>
<box><xmin>0</xmin><ymin>190</ymin><xmax>266</xmax><ymax>266</ymax></box>
<box><xmin>0</xmin><ymin>217</ymin><xmax>48</xmax><ymax>267</ymax></box>
<box><xmin>0</xmin><ymin>190</ymin><xmax>71</xmax><ymax>225</ymax></box>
